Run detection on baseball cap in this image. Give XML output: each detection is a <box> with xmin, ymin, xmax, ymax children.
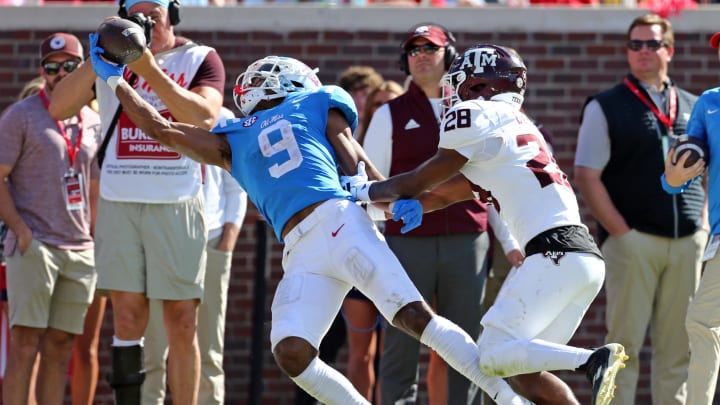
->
<box><xmin>710</xmin><ymin>32</ymin><xmax>720</xmax><ymax>48</ymax></box>
<box><xmin>40</xmin><ymin>33</ymin><xmax>83</xmax><ymax>64</ymax></box>
<box><xmin>124</xmin><ymin>0</ymin><xmax>169</xmax><ymax>12</ymax></box>
<box><xmin>402</xmin><ymin>24</ymin><xmax>450</xmax><ymax>50</ymax></box>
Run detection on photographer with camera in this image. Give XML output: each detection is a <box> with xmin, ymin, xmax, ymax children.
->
<box><xmin>49</xmin><ymin>1</ymin><xmax>225</xmax><ymax>404</ymax></box>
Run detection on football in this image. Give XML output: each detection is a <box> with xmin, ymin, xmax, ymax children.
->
<box><xmin>671</xmin><ymin>135</ymin><xmax>709</xmax><ymax>168</ymax></box>
<box><xmin>96</xmin><ymin>18</ymin><xmax>146</xmax><ymax>65</ymax></box>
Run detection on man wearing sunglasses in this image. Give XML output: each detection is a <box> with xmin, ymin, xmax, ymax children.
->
<box><xmin>0</xmin><ymin>32</ymin><xmax>103</xmax><ymax>405</ymax></box>
<box><xmin>575</xmin><ymin>13</ymin><xmax>706</xmax><ymax>405</ymax></box>
<box><xmin>362</xmin><ymin>23</ymin><xmax>493</xmax><ymax>405</ymax></box>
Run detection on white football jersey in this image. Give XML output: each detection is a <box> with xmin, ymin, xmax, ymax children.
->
<box><xmin>439</xmin><ymin>98</ymin><xmax>583</xmax><ymax>248</ymax></box>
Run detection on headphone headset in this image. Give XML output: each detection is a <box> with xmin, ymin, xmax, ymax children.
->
<box><xmin>118</xmin><ymin>0</ymin><xmax>181</xmax><ymax>26</ymax></box>
<box><xmin>399</xmin><ymin>23</ymin><xmax>457</xmax><ymax>75</ymax></box>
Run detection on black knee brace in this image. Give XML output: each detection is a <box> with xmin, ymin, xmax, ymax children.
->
<box><xmin>108</xmin><ymin>345</ymin><xmax>146</xmax><ymax>405</ymax></box>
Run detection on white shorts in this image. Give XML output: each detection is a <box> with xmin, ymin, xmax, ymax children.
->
<box><xmin>270</xmin><ymin>198</ymin><xmax>423</xmax><ymax>350</ymax></box>
<box><xmin>480</xmin><ymin>251</ymin><xmax>605</xmax><ymax>344</ymax></box>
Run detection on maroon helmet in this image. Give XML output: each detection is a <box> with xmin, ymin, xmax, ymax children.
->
<box><xmin>442</xmin><ymin>44</ymin><xmax>527</xmax><ymax>106</ymax></box>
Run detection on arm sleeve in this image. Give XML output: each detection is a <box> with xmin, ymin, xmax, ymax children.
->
<box><xmin>362</xmin><ymin>104</ymin><xmax>393</xmax><ymax>177</ymax></box>
<box><xmin>574</xmin><ymin>99</ymin><xmax>611</xmax><ymax>170</ymax></box>
<box><xmin>362</xmin><ymin>104</ymin><xmax>393</xmax><ymax>222</ymax></box>
<box><xmin>487</xmin><ymin>204</ymin><xmax>520</xmax><ymax>254</ymax></box>
<box><xmin>221</xmin><ymin>169</ymin><xmax>247</xmax><ymax>227</ymax></box>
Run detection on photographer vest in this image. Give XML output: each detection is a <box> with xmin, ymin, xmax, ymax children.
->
<box><xmin>97</xmin><ymin>42</ymin><xmax>212</xmax><ymax>203</ymax></box>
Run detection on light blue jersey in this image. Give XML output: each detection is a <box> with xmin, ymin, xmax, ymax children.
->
<box><xmin>215</xmin><ymin>85</ymin><xmax>357</xmax><ymax>242</ymax></box>
<box><xmin>684</xmin><ymin>87</ymin><xmax>720</xmax><ymax>234</ymax></box>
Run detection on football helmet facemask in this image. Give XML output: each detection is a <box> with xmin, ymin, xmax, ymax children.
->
<box><xmin>233</xmin><ymin>56</ymin><xmax>322</xmax><ymax>116</ymax></box>
<box><xmin>441</xmin><ymin>44</ymin><xmax>527</xmax><ymax>110</ymax></box>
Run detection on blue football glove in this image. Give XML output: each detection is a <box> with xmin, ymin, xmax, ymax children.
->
<box><xmin>392</xmin><ymin>199</ymin><xmax>423</xmax><ymax>234</ymax></box>
<box><xmin>340</xmin><ymin>161</ymin><xmax>375</xmax><ymax>202</ymax></box>
<box><xmin>89</xmin><ymin>33</ymin><xmax>125</xmax><ymax>86</ymax></box>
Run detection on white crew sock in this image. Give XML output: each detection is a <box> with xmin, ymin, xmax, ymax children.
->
<box><xmin>419</xmin><ymin>316</ymin><xmax>523</xmax><ymax>402</ymax></box>
<box><xmin>291</xmin><ymin>356</ymin><xmax>370</xmax><ymax>405</ymax></box>
<box><xmin>113</xmin><ymin>336</ymin><xmax>144</xmax><ymax>347</ymax></box>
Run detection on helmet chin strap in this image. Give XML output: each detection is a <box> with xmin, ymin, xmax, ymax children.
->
<box><xmin>263</xmin><ymin>91</ymin><xmax>286</xmax><ymax>102</ymax></box>
<box><xmin>489</xmin><ymin>92</ymin><xmax>524</xmax><ymax>109</ymax></box>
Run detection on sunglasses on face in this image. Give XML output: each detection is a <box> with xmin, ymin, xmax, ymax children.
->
<box><xmin>407</xmin><ymin>43</ymin><xmax>441</xmax><ymax>57</ymax></box>
<box><xmin>43</xmin><ymin>59</ymin><xmax>81</xmax><ymax>75</ymax></box>
<box><xmin>626</xmin><ymin>39</ymin><xmax>667</xmax><ymax>52</ymax></box>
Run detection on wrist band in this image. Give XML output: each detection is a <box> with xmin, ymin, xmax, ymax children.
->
<box><xmin>107</xmin><ymin>76</ymin><xmax>125</xmax><ymax>92</ymax></box>
<box><xmin>355</xmin><ymin>181</ymin><xmax>376</xmax><ymax>202</ymax></box>
<box><xmin>660</xmin><ymin>173</ymin><xmax>684</xmax><ymax>194</ymax></box>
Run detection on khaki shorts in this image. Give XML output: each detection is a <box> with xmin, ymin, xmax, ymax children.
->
<box><xmin>95</xmin><ymin>195</ymin><xmax>207</xmax><ymax>300</ymax></box>
<box><xmin>5</xmin><ymin>239</ymin><xmax>96</xmax><ymax>334</ymax></box>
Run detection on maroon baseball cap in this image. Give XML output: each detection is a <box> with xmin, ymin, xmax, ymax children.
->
<box><xmin>402</xmin><ymin>24</ymin><xmax>450</xmax><ymax>50</ymax></box>
<box><xmin>710</xmin><ymin>32</ymin><xmax>720</xmax><ymax>48</ymax></box>
<box><xmin>40</xmin><ymin>33</ymin><xmax>83</xmax><ymax>64</ymax></box>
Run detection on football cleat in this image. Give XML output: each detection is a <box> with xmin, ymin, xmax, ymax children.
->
<box><xmin>578</xmin><ymin>343</ymin><xmax>628</xmax><ymax>405</ymax></box>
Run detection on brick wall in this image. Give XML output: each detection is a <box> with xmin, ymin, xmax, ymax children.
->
<box><xmin>1</xmin><ymin>5</ymin><xmax>719</xmax><ymax>404</ymax></box>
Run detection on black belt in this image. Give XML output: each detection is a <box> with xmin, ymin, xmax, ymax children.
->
<box><xmin>524</xmin><ymin>225</ymin><xmax>603</xmax><ymax>259</ymax></box>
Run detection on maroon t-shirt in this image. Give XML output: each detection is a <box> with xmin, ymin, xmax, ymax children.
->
<box><xmin>176</xmin><ymin>37</ymin><xmax>225</xmax><ymax>95</ymax></box>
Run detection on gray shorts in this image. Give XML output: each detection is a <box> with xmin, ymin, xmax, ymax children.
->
<box><xmin>5</xmin><ymin>239</ymin><xmax>96</xmax><ymax>334</ymax></box>
<box><xmin>95</xmin><ymin>195</ymin><xmax>207</xmax><ymax>300</ymax></box>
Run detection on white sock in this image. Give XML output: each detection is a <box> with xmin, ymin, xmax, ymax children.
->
<box><xmin>481</xmin><ymin>337</ymin><xmax>591</xmax><ymax>374</ymax></box>
<box><xmin>291</xmin><ymin>357</ymin><xmax>370</xmax><ymax>405</ymax></box>
<box><xmin>113</xmin><ymin>336</ymin><xmax>144</xmax><ymax>347</ymax></box>
<box><xmin>419</xmin><ymin>316</ymin><xmax>519</xmax><ymax>400</ymax></box>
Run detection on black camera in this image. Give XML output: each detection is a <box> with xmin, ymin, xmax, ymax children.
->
<box><xmin>123</xmin><ymin>12</ymin><xmax>155</xmax><ymax>49</ymax></box>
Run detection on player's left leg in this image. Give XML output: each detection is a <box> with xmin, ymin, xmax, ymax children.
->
<box><xmin>478</xmin><ymin>252</ymin><xmax>627</xmax><ymax>405</ymax></box>
<box><xmin>478</xmin><ymin>252</ymin><xmax>604</xmax><ymax>374</ymax></box>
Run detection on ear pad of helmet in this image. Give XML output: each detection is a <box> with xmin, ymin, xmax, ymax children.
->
<box><xmin>444</xmin><ymin>44</ymin><xmax>457</xmax><ymax>70</ymax></box>
<box><xmin>399</xmin><ymin>52</ymin><xmax>409</xmax><ymax>75</ymax></box>
<box><xmin>168</xmin><ymin>0</ymin><xmax>181</xmax><ymax>26</ymax></box>
<box><xmin>118</xmin><ymin>0</ymin><xmax>181</xmax><ymax>26</ymax></box>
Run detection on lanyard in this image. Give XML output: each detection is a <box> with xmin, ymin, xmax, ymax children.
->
<box><xmin>38</xmin><ymin>88</ymin><xmax>83</xmax><ymax>171</ymax></box>
<box><xmin>623</xmin><ymin>77</ymin><xmax>677</xmax><ymax>132</ymax></box>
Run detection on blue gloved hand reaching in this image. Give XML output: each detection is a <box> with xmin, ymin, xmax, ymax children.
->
<box><xmin>392</xmin><ymin>199</ymin><xmax>423</xmax><ymax>234</ymax></box>
<box><xmin>89</xmin><ymin>33</ymin><xmax>126</xmax><ymax>90</ymax></box>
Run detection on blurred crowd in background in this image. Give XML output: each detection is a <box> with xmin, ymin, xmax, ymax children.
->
<box><xmin>0</xmin><ymin>0</ymin><xmax>714</xmax><ymax>13</ymax></box>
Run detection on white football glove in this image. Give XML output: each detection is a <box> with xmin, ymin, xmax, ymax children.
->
<box><xmin>340</xmin><ymin>161</ymin><xmax>375</xmax><ymax>202</ymax></box>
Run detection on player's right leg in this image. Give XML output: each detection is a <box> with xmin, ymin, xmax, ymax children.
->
<box><xmin>270</xmin><ymin>272</ymin><xmax>368</xmax><ymax>404</ymax></box>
